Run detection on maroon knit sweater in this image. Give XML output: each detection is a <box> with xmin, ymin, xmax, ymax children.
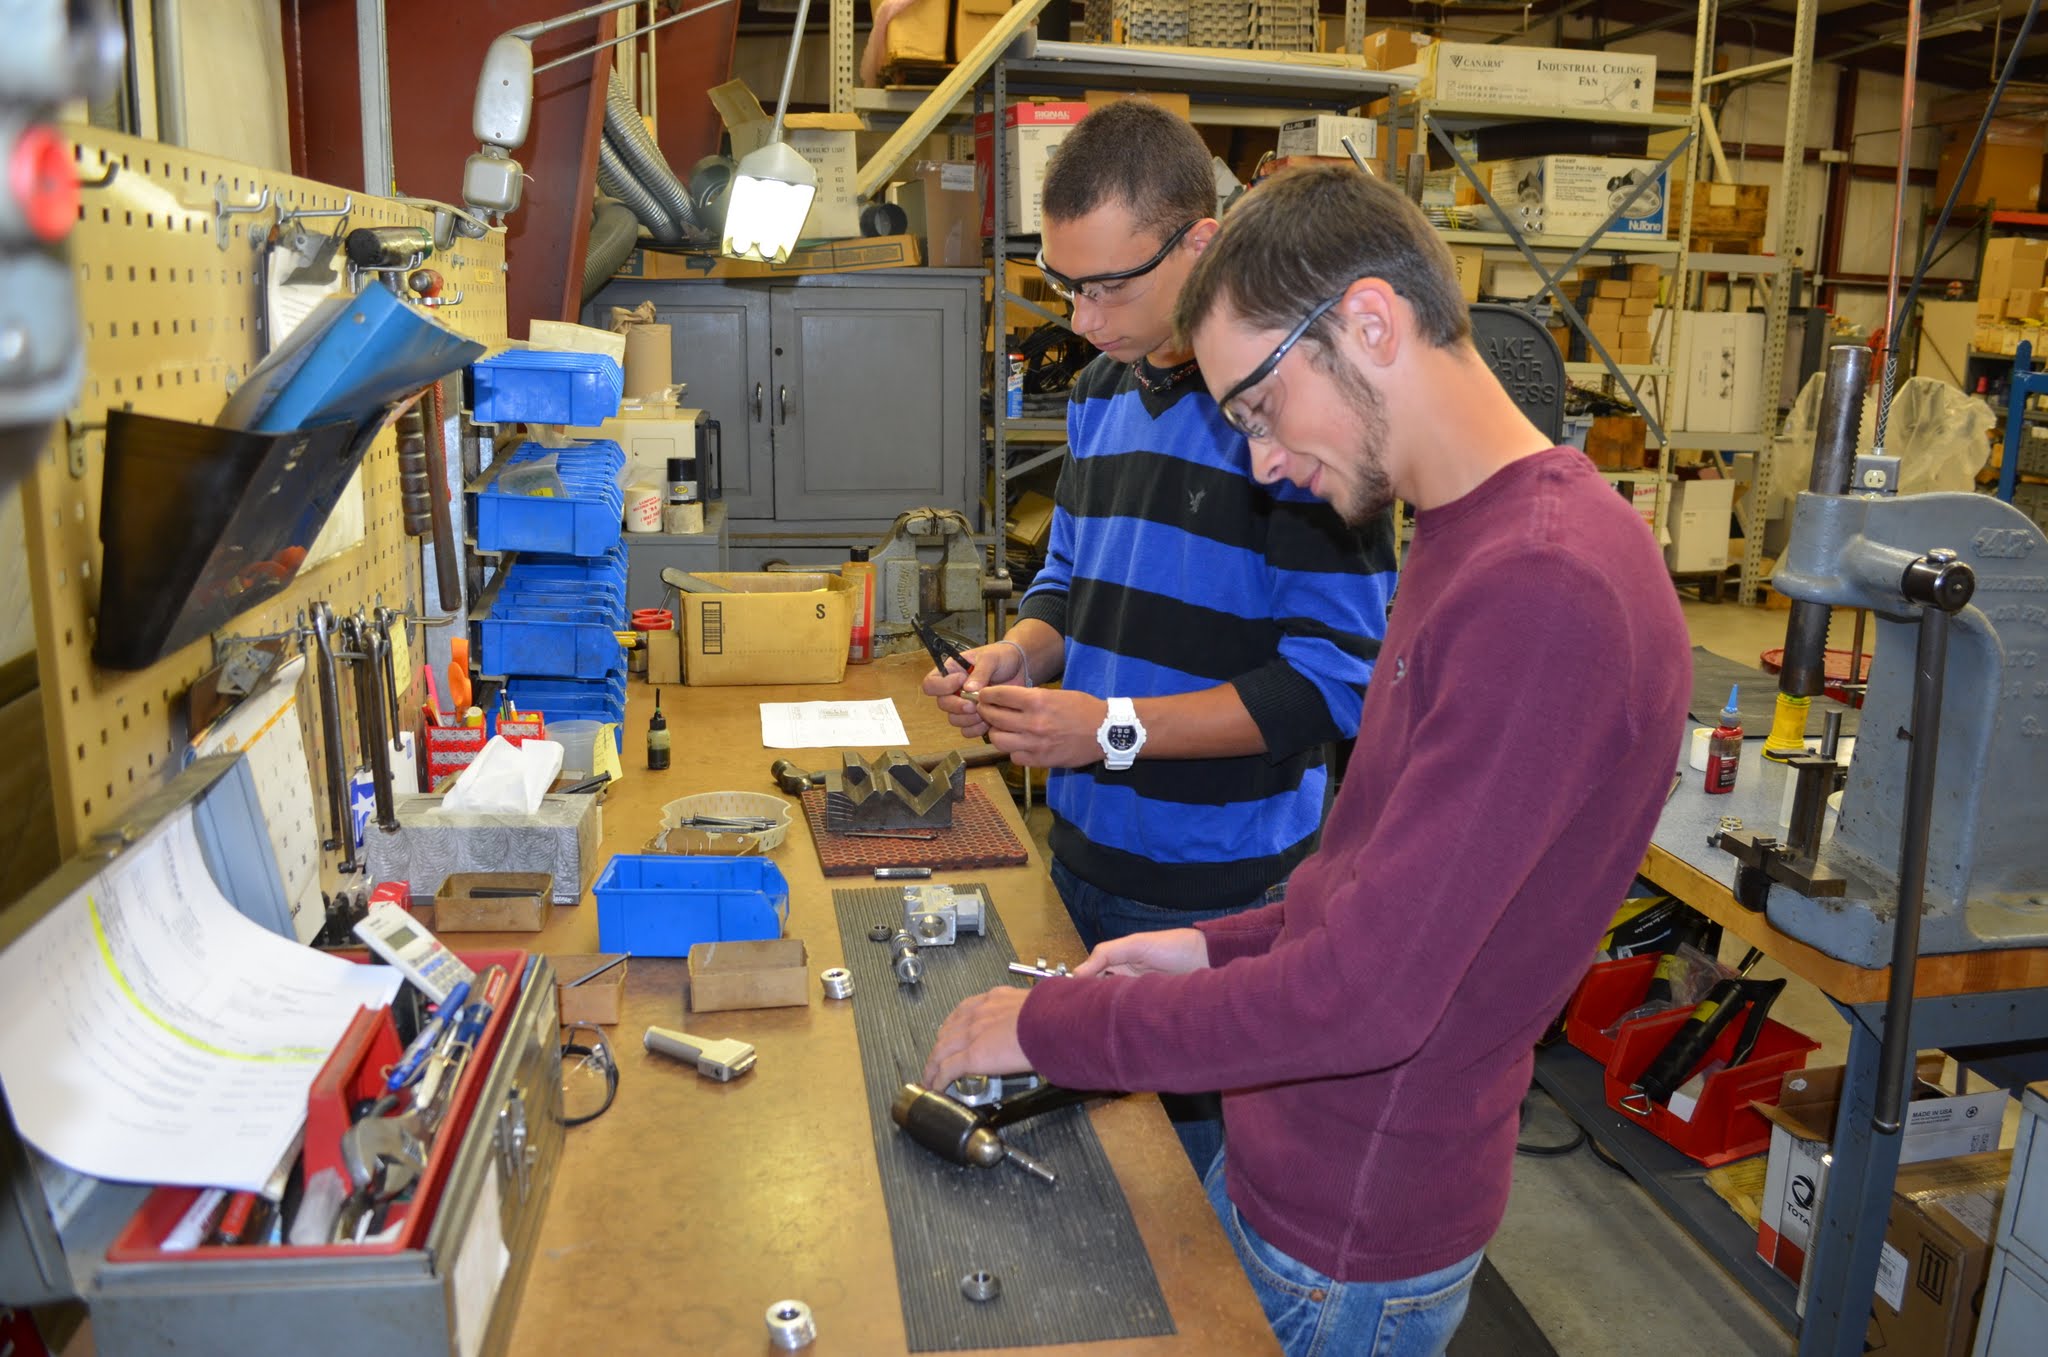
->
<box><xmin>1018</xmin><ymin>447</ymin><xmax>1691</xmax><ymax>1281</ymax></box>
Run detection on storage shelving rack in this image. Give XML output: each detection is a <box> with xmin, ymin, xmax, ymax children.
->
<box><xmin>973</xmin><ymin>41</ymin><xmax>1416</xmax><ymax>626</ymax></box>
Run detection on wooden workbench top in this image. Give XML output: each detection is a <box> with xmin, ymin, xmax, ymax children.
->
<box><xmin>482</xmin><ymin>655</ymin><xmax>1277</xmax><ymax>1356</ymax></box>
<box><xmin>1640</xmin><ymin>754</ymin><xmax>2048</xmax><ymax>1007</ymax></box>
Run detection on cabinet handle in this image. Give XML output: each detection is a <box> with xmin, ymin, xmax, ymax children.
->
<box><xmin>778</xmin><ymin>385</ymin><xmax>790</xmax><ymax>424</ymax></box>
<box><xmin>752</xmin><ymin>382</ymin><xmax>764</xmax><ymax>421</ymax></box>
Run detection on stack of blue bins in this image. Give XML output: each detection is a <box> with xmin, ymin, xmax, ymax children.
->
<box><xmin>470</xmin><ymin>351</ymin><xmax>631</xmax><ymax>746</ymax></box>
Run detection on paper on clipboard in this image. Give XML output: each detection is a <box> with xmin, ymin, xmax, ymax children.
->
<box><xmin>0</xmin><ymin>815</ymin><xmax>399</xmax><ymax>1193</ymax></box>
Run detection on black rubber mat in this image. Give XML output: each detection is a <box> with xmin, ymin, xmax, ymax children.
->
<box><xmin>833</xmin><ymin>884</ymin><xmax>1175</xmax><ymax>1352</ymax></box>
<box><xmin>1449</xmin><ymin>1259</ymin><xmax>1559</xmax><ymax>1357</ymax></box>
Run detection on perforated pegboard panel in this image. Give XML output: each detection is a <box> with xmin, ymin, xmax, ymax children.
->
<box><xmin>23</xmin><ymin>127</ymin><xmax>509</xmax><ymax>857</ymax></box>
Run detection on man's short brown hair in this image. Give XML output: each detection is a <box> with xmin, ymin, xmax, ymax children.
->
<box><xmin>1175</xmin><ymin>166</ymin><xmax>1472</xmax><ymax>352</ymax></box>
<box><xmin>1040</xmin><ymin>99</ymin><xmax>1215</xmax><ymax>242</ymax></box>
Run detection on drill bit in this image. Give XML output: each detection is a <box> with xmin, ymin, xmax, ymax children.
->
<box><xmin>1002</xmin><ymin>1143</ymin><xmax>1057</xmax><ymax>1184</ymax></box>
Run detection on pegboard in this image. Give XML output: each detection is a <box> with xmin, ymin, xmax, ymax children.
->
<box><xmin>23</xmin><ymin>126</ymin><xmax>509</xmax><ymax>860</ymax></box>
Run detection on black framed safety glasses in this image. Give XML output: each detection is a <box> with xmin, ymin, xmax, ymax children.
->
<box><xmin>1035</xmin><ymin>219</ymin><xmax>1199</xmax><ymax>306</ymax></box>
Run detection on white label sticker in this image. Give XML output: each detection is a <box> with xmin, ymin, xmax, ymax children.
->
<box><xmin>1874</xmin><ymin>1241</ymin><xmax>1908</xmax><ymax>1312</ymax></box>
<box><xmin>939</xmin><ymin>163</ymin><xmax>975</xmax><ymax>192</ymax></box>
<box><xmin>452</xmin><ymin>1158</ymin><xmax>512</xmax><ymax>1357</ymax></box>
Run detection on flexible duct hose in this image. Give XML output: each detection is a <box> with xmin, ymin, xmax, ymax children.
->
<box><xmin>603</xmin><ymin>70</ymin><xmax>702</xmax><ymax>238</ymax></box>
<box><xmin>597</xmin><ymin>135</ymin><xmax>679</xmax><ymax>242</ymax></box>
<box><xmin>584</xmin><ymin>199</ymin><xmax>641</xmax><ymax>303</ymax></box>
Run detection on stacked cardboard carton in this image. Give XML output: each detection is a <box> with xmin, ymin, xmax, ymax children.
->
<box><xmin>1551</xmin><ymin>262</ymin><xmax>1663</xmax><ymax>366</ymax></box>
<box><xmin>1972</xmin><ymin>237</ymin><xmax>2048</xmax><ymax>355</ymax></box>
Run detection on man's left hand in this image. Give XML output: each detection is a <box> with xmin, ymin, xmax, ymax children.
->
<box><xmin>923</xmin><ymin>986</ymin><xmax>1033</xmax><ymax>1090</ymax></box>
<box><xmin>974</xmin><ymin>686</ymin><xmax>1109</xmax><ymax>768</ymax></box>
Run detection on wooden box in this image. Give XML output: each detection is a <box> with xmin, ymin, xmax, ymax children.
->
<box><xmin>1585</xmin><ymin>415</ymin><xmax>1648</xmax><ymax>471</ymax></box>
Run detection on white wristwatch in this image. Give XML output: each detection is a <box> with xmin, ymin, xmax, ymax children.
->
<box><xmin>1096</xmin><ymin>697</ymin><xmax>1147</xmax><ymax>771</ymax></box>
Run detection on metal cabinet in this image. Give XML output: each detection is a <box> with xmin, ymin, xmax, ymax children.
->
<box><xmin>588</xmin><ymin>269</ymin><xmax>982</xmax><ymax>548</ymax></box>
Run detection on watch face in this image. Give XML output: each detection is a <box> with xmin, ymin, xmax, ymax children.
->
<box><xmin>1106</xmin><ymin>724</ymin><xmax>1137</xmax><ymax>752</ymax></box>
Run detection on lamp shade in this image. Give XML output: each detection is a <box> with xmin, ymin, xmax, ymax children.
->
<box><xmin>722</xmin><ymin>140</ymin><xmax>818</xmax><ymax>263</ymax></box>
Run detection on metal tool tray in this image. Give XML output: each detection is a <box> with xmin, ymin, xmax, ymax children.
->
<box><xmin>0</xmin><ymin>756</ymin><xmax>564</xmax><ymax>1357</ymax></box>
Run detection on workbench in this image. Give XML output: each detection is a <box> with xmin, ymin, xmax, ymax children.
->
<box><xmin>456</xmin><ymin>654</ymin><xmax>1279</xmax><ymax>1356</ymax></box>
<box><xmin>1535</xmin><ymin>746</ymin><xmax>2048</xmax><ymax>1357</ymax></box>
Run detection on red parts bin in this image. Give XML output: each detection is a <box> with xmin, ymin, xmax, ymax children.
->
<box><xmin>1602</xmin><ymin>1003</ymin><xmax>1821</xmax><ymax>1166</ymax></box>
<box><xmin>1563</xmin><ymin>954</ymin><xmax>1660</xmax><ymax>1067</ymax></box>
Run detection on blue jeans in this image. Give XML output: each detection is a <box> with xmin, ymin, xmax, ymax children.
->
<box><xmin>1205</xmin><ymin>1152</ymin><xmax>1483</xmax><ymax>1357</ymax></box>
<box><xmin>1049</xmin><ymin>859</ymin><xmax>1283</xmax><ymax>1171</ymax></box>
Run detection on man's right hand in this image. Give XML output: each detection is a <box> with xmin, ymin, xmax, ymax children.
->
<box><xmin>921</xmin><ymin>642</ymin><xmax>1026</xmax><ymax>738</ymax></box>
<box><xmin>1071</xmin><ymin>928</ymin><xmax>1211</xmax><ymax>979</ymax></box>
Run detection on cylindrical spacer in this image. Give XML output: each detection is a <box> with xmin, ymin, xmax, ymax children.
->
<box><xmin>765</xmin><ymin>1299</ymin><xmax>816</xmax><ymax>1350</ymax></box>
<box><xmin>821</xmin><ymin>967</ymin><xmax>855</xmax><ymax>1000</ymax></box>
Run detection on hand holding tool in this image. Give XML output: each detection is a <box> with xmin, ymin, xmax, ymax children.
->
<box><xmin>914</xmin><ymin>616</ymin><xmax>992</xmax><ymax>742</ymax></box>
<box><xmin>644</xmin><ymin>1026</ymin><xmax>756</xmax><ymax>1081</ymax></box>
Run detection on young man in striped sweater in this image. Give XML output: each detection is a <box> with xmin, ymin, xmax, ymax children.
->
<box><xmin>923</xmin><ymin>101</ymin><xmax>1395</xmax><ymax>1166</ymax></box>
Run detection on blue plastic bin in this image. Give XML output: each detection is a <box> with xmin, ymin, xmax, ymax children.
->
<box><xmin>473</xmin><ymin>441</ymin><xmax>627</xmax><ymax>557</ymax></box>
<box><xmin>594</xmin><ymin>857</ymin><xmax>790</xmax><ymax>957</ymax></box>
<box><xmin>471</xmin><ymin>350</ymin><xmax>624</xmax><ymax>426</ymax></box>
<box><xmin>478</xmin><ymin>609</ymin><xmax>625</xmax><ymax>679</ymax></box>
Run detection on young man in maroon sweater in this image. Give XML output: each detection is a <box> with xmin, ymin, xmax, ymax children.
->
<box><xmin>924</xmin><ymin>165</ymin><xmax>1691</xmax><ymax>1356</ymax></box>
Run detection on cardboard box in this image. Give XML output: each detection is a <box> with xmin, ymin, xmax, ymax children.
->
<box><xmin>1448</xmin><ymin>244</ymin><xmax>1483</xmax><ymax>302</ymax></box>
<box><xmin>1594</xmin><ymin>278</ymin><xmax>1630</xmax><ymax>299</ymax></box>
<box><xmin>1588</xmin><ymin>298</ymin><xmax>1625</xmax><ymax>323</ymax></box>
<box><xmin>1362</xmin><ymin>29</ymin><xmax>1433</xmax><ymax>70</ymax></box>
<box><xmin>645</xmin><ymin>629</ymin><xmax>681</xmax><ymax>686</ymax></box>
<box><xmin>895</xmin><ymin>161</ymin><xmax>980</xmax><ymax>267</ymax></box>
<box><xmin>1622</xmin><ymin>295</ymin><xmax>1656</xmax><ymax>316</ymax></box>
<box><xmin>1630</xmin><ymin>276</ymin><xmax>1662</xmax><ymax>298</ymax></box>
<box><xmin>680</xmin><ymin>572</ymin><xmax>854</xmax><ymax>686</ymax></box>
<box><xmin>1585</xmin><ymin>414</ymin><xmax>1646</xmax><ymax>470</ymax></box>
<box><xmin>1629</xmin><ymin>262</ymin><xmax>1663</xmax><ymax>283</ymax></box>
<box><xmin>568</xmin><ymin>401</ymin><xmax>706</xmax><ymax>487</ymax></box>
<box><xmin>1938</xmin><ymin>138</ymin><xmax>2044</xmax><ymax>211</ymax></box>
<box><xmin>954</xmin><ymin>0</ymin><xmax>1014</xmax><ymax>59</ymax></box>
<box><xmin>686</xmin><ymin>939</ymin><xmax>809</xmax><ymax>1012</ymax></box>
<box><xmin>1981</xmin><ymin>238</ymin><xmax>2048</xmax><ymax>318</ymax></box>
<box><xmin>431</xmin><ymin>872</ymin><xmax>551</xmax><ymax>931</ymax></box>
<box><xmin>1665</xmin><ymin>476</ymin><xmax>1738</xmax><ymax>573</ymax></box>
<box><xmin>1756</xmin><ymin>1063</ymin><xmax>2007</xmax><ymax>1287</ymax></box>
<box><xmin>1421</xmin><ymin>42</ymin><xmax>1658</xmax><ymax>115</ymax></box>
<box><xmin>712</xmin><ymin>79</ymin><xmax>861</xmax><ymax>240</ymax></box>
<box><xmin>1865</xmin><ymin>1152</ymin><xmax>2011</xmax><ymax>1357</ymax></box>
<box><xmin>2011</xmin><ymin>286</ymin><xmax>2042</xmax><ymax>322</ymax></box>
<box><xmin>528</xmin><ymin>319</ymin><xmax>627</xmax><ymax>365</ymax></box>
<box><xmin>1628</xmin><ymin>479</ymin><xmax>1661</xmax><ymax>532</ymax></box>
<box><xmin>1082</xmin><ymin>88</ymin><xmax>1191</xmax><ymax>121</ymax></box>
<box><xmin>619</xmin><ymin>235</ymin><xmax>924</xmax><ymax>280</ymax></box>
<box><xmin>1493</xmin><ymin>155</ymin><xmax>1669</xmax><ymax>238</ymax></box>
<box><xmin>555</xmin><ymin>953</ymin><xmax>629</xmax><ymax>1026</ymax></box>
<box><xmin>881</xmin><ymin>0</ymin><xmax>948</xmax><ymax>66</ymax></box>
<box><xmin>1618</xmin><ymin>312</ymin><xmax>1652</xmax><ymax>334</ymax></box>
<box><xmin>975</xmin><ymin>102</ymin><xmax>1092</xmax><ymax>236</ymax></box>
<box><xmin>1670</xmin><ymin>310</ymin><xmax>1765</xmax><ymax>434</ymax></box>
<box><xmin>1006</xmin><ymin>489</ymin><xmax>1057</xmax><ymax>549</ymax></box>
<box><xmin>1276</xmin><ymin>115</ymin><xmax>1379</xmax><ymax>161</ymax></box>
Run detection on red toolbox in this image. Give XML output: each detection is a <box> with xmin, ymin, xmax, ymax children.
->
<box><xmin>1602</xmin><ymin>1005</ymin><xmax>1822</xmax><ymax>1166</ymax></box>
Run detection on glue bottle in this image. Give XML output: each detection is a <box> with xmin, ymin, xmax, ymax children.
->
<box><xmin>647</xmin><ymin>688</ymin><xmax>671</xmax><ymax>771</ymax></box>
<box><xmin>845</xmin><ymin>548</ymin><xmax>876</xmax><ymax>665</ymax></box>
<box><xmin>1705</xmin><ymin>685</ymin><xmax>1743</xmax><ymax>795</ymax></box>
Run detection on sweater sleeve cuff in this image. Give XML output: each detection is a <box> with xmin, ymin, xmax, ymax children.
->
<box><xmin>1232</xmin><ymin>661</ymin><xmax>1343</xmax><ymax>763</ymax></box>
<box><xmin>1197</xmin><ymin>900</ymin><xmax>1284</xmax><ymax>966</ymax></box>
<box><xmin>1016</xmin><ymin>589</ymin><xmax>1068</xmax><ymax>636</ymax></box>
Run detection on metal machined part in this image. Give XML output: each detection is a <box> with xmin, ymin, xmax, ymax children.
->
<box><xmin>891</xmin><ymin>930</ymin><xmax>924</xmax><ymax>985</ymax></box>
<box><xmin>960</xmin><ymin>1270</ymin><xmax>1001</xmax><ymax>1303</ymax></box>
<box><xmin>867</xmin><ymin>922</ymin><xmax>895</xmax><ymax>943</ymax></box>
<box><xmin>821</xmin><ymin>967</ymin><xmax>855</xmax><ymax>1000</ymax></box>
<box><xmin>949</xmin><ymin>1074</ymin><xmax>995</xmax><ymax>1107</ymax></box>
<box><xmin>765</xmin><ymin>1299</ymin><xmax>816</xmax><ymax>1350</ymax></box>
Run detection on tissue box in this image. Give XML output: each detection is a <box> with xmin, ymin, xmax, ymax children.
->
<box><xmin>364</xmin><ymin>794</ymin><xmax>601</xmax><ymax>905</ymax></box>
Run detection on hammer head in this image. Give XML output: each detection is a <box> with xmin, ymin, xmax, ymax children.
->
<box><xmin>771</xmin><ymin>759</ymin><xmax>824</xmax><ymax>796</ymax></box>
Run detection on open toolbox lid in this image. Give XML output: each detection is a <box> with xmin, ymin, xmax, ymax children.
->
<box><xmin>1</xmin><ymin>755</ymin><xmax>293</xmax><ymax>1304</ymax></box>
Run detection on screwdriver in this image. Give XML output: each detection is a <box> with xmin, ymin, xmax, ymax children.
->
<box><xmin>891</xmin><ymin>1083</ymin><xmax>1057</xmax><ymax>1184</ymax></box>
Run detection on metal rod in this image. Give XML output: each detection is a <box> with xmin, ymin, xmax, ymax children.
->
<box><xmin>1874</xmin><ymin>589</ymin><xmax>1950</xmax><ymax>1133</ymax></box>
<box><xmin>308</xmin><ymin>604</ymin><xmax>358</xmax><ymax>870</ymax></box>
<box><xmin>1874</xmin><ymin>0</ymin><xmax>1922</xmax><ymax>452</ymax></box>
<box><xmin>421</xmin><ymin>381</ymin><xmax>462</xmax><ymax>612</ymax></box>
<box><xmin>529</xmin><ymin>0</ymin><xmax>737</xmax><ymax>75</ymax></box>
<box><xmin>1702</xmin><ymin>55</ymin><xmax>1797</xmax><ymax>86</ymax></box>
<box><xmin>768</xmin><ymin>0</ymin><xmax>816</xmax><ymax>144</ymax></box>
<box><xmin>1850</xmin><ymin>607</ymin><xmax>1868</xmax><ymax>686</ymax></box>
<box><xmin>1780</xmin><ymin>344</ymin><xmax>1872</xmax><ymax>699</ymax></box>
<box><xmin>361</xmin><ymin>625</ymin><xmax>398</xmax><ymax>833</ymax></box>
<box><xmin>1820</xmin><ymin>708</ymin><xmax>1844</xmax><ymax>760</ymax></box>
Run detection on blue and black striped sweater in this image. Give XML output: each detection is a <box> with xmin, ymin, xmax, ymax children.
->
<box><xmin>1017</xmin><ymin>354</ymin><xmax>1398</xmax><ymax>912</ymax></box>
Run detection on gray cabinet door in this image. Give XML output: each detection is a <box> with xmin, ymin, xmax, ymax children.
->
<box><xmin>768</xmin><ymin>283</ymin><xmax>972</xmax><ymax>522</ymax></box>
<box><xmin>587</xmin><ymin>280</ymin><xmax>775</xmax><ymax>520</ymax></box>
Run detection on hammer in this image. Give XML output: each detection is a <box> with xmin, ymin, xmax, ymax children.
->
<box><xmin>770</xmin><ymin>746</ymin><xmax>1007</xmax><ymax>796</ymax></box>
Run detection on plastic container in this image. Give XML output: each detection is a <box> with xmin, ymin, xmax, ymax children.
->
<box><xmin>477</xmin><ymin>610</ymin><xmax>627</xmax><ymax>680</ymax></box>
<box><xmin>470</xmin><ymin>350</ymin><xmax>624</xmax><ymax>426</ymax></box>
<box><xmin>473</xmin><ymin>442</ymin><xmax>627</xmax><ymax>557</ymax></box>
<box><xmin>659</xmin><ymin>791</ymin><xmax>794</xmax><ymax>853</ymax></box>
<box><xmin>550</xmin><ymin>720</ymin><xmax>603</xmax><ymax>778</ymax></box>
<box><xmin>1561</xmin><ymin>954</ymin><xmax>1659</xmax><ymax>1067</ymax></box>
<box><xmin>593</xmin><ymin>856</ymin><xmax>790</xmax><ymax>957</ymax></box>
<box><xmin>1602</xmin><ymin>1006</ymin><xmax>1821</xmax><ymax>1166</ymax></box>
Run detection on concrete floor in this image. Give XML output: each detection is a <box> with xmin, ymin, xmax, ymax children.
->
<box><xmin>1019</xmin><ymin>598</ymin><xmax>2021</xmax><ymax>1356</ymax></box>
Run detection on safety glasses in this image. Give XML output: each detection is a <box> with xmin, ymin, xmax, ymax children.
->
<box><xmin>1216</xmin><ymin>287</ymin><xmax>1351</xmax><ymax>438</ymax></box>
<box><xmin>1035</xmin><ymin>219</ymin><xmax>1199</xmax><ymax>307</ymax></box>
